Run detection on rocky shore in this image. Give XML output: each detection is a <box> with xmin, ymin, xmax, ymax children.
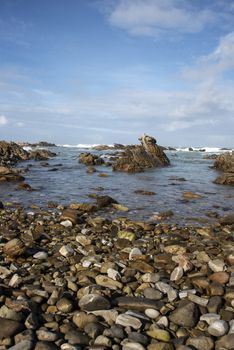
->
<box><xmin>213</xmin><ymin>153</ymin><xmax>234</xmax><ymax>186</ymax></box>
<box><xmin>0</xmin><ymin>202</ymin><xmax>233</xmax><ymax>350</ymax></box>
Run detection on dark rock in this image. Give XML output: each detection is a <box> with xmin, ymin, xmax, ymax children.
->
<box><xmin>112</xmin><ymin>134</ymin><xmax>170</xmax><ymax>172</ymax></box>
<box><xmin>0</xmin><ymin>141</ymin><xmax>28</xmax><ymax>166</ymax></box>
<box><xmin>0</xmin><ymin>317</ymin><xmax>25</xmax><ymax>339</ymax></box>
<box><xmin>169</xmin><ymin>301</ymin><xmax>200</xmax><ymax>328</ymax></box>
<box><xmin>64</xmin><ymin>329</ymin><xmax>90</xmax><ymax>345</ymax></box>
<box><xmin>0</xmin><ymin>201</ymin><xmax>4</xmax><ymax>209</ymax></box>
<box><xmin>113</xmin><ymin>296</ymin><xmax>163</xmax><ymax>311</ymax></box>
<box><xmin>28</xmin><ymin>149</ymin><xmax>56</xmax><ymax>161</ymax></box>
<box><xmin>79</xmin><ymin>294</ymin><xmax>111</xmax><ymax>311</ymax></box>
<box><xmin>96</xmin><ymin>195</ymin><xmax>118</xmax><ymax>208</ymax></box>
<box><xmin>219</xmin><ymin>214</ymin><xmax>234</xmax><ymax>225</ymax></box>
<box><xmin>8</xmin><ymin>340</ymin><xmax>34</xmax><ymax>350</ymax></box>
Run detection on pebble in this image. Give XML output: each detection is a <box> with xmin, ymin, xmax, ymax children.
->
<box><xmin>79</xmin><ymin>294</ymin><xmax>110</xmax><ymax>311</ymax></box>
<box><xmin>170</xmin><ymin>266</ymin><xmax>183</xmax><ymax>281</ymax></box>
<box><xmin>122</xmin><ymin>342</ymin><xmax>145</xmax><ymax>350</ymax></box>
<box><xmin>169</xmin><ymin>302</ymin><xmax>200</xmax><ymax>328</ymax></box>
<box><xmin>36</xmin><ymin>329</ymin><xmax>58</xmax><ymax>341</ymax></box>
<box><xmin>147</xmin><ymin>326</ymin><xmax>171</xmax><ymax>342</ymax></box>
<box><xmin>116</xmin><ymin>314</ymin><xmax>142</xmax><ymax>330</ymax></box>
<box><xmin>60</xmin><ymin>220</ymin><xmax>73</xmax><ymax>227</ymax></box>
<box><xmin>141</xmin><ymin>273</ymin><xmax>160</xmax><ymax>283</ymax></box>
<box><xmin>187</xmin><ymin>293</ymin><xmax>209</xmax><ymax>306</ymax></box>
<box><xmin>107</xmin><ymin>268</ymin><xmax>120</xmax><ymax>280</ymax></box>
<box><xmin>208</xmin><ymin>320</ymin><xmax>229</xmax><ymax>337</ymax></box>
<box><xmin>129</xmin><ymin>248</ymin><xmax>142</xmax><ymax>260</ymax></box>
<box><xmin>186</xmin><ymin>336</ymin><xmax>214</xmax><ymax>350</ymax></box>
<box><xmin>59</xmin><ymin>245</ymin><xmax>74</xmax><ymax>257</ymax></box>
<box><xmin>208</xmin><ymin>259</ymin><xmax>226</xmax><ymax>272</ymax></box>
<box><xmin>33</xmin><ymin>251</ymin><xmax>48</xmax><ymax>259</ymax></box>
<box><xmin>145</xmin><ymin>309</ymin><xmax>160</xmax><ymax>319</ymax></box>
<box><xmin>56</xmin><ymin>297</ymin><xmax>73</xmax><ymax>313</ymax></box>
<box><xmin>200</xmin><ymin>313</ymin><xmax>221</xmax><ymax>325</ymax></box>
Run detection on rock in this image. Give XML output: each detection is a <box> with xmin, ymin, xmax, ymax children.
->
<box><xmin>56</xmin><ymin>297</ymin><xmax>74</xmax><ymax>313</ymax></box>
<box><xmin>169</xmin><ymin>302</ymin><xmax>200</xmax><ymax>327</ymax></box>
<box><xmin>64</xmin><ymin>329</ymin><xmax>90</xmax><ymax>345</ymax></box>
<box><xmin>213</xmin><ymin>152</ymin><xmax>234</xmax><ymax>185</ymax></box>
<box><xmin>36</xmin><ymin>329</ymin><xmax>58</xmax><ymax>341</ymax></box>
<box><xmin>209</xmin><ymin>272</ymin><xmax>229</xmax><ymax>284</ymax></box>
<box><xmin>70</xmin><ymin>203</ymin><xmax>97</xmax><ymax>212</ymax></box>
<box><xmin>143</xmin><ymin>288</ymin><xmax>163</xmax><ymax>300</ymax></box>
<box><xmin>200</xmin><ymin>313</ymin><xmax>221</xmax><ymax>325</ymax></box>
<box><xmin>72</xmin><ymin>312</ymin><xmax>98</xmax><ymax>329</ymax></box>
<box><xmin>0</xmin><ymin>166</ymin><xmax>25</xmax><ymax>182</ymax></box>
<box><xmin>95</xmin><ymin>275</ymin><xmax>123</xmax><ymax>290</ymax></box>
<box><xmin>79</xmin><ymin>152</ymin><xmax>104</xmax><ymax>166</ymax></box>
<box><xmin>94</xmin><ymin>335</ymin><xmax>112</xmax><ymax>347</ymax></box>
<box><xmin>123</xmin><ymin>342</ymin><xmax>145</xmax><ymax>350</ymax></box>
<box><xmin>84</xmin><ymin>322</ymin><xmax>105</xmax><ymax>339</ymax></box>
<box><xmin>96</xmin><ymin>195</ymin><xmax>118</xmax><ymax>208</ymax></box>
<box><xmin>114</xmin><ymin>296</ymin><xmax>162</xmax><ymax>311</ymax></box>
<box><xmin>129</xmin><ymin>248</ymin><xmax>142</xmax><ymax>260</ymax></box>
<box><xmin>118</xmin><ymin>231</ymin><xmax>136</xmax><ymax>241</ymax></box>
<box><xmin>215</xmin><ymin>334</ymin><xmax>234</xmax><ymax>349</ymax></box>
<box><xmin>8</xmin><ymin>340</ymin><xmax>34</xmax><ymax>350</ymax></box>
<box><xmin>34</xmin><ymin>342</ymin><xmax>59</xmax><ymax>350</ymax></box>
<box><xmin>219</xmin><ymin>213</ymin><xmax>234</xmax><ymax>225</ymax></box>
<box><xmin>79</xmin><ymin>294</ymin><xmax>110</xmax><ymax>311</ymax></box>
<box><xmin>116</xmin><ymin>313</ymin><xmax>142</xmax><ymax>330</ymax></box>
<box><xmin>147</xmin><ymin>344</ymin><xmax>174</xmax><ymax>350</ymax></box>
<box><xmin>128</xmin><ymin>332</ymin><xmax>148</xmax><ymax>345</ymax></box>
<box><xmin>0</xmin><ymin>141</ymin><xmax>28</xmax><ymax>166</ymax></box>
<box><xmin>170</xmin><ymin>266</ymin><xmax>183</xmax><ymax>281</ymax></box>
<box><xmin>183</xmin><ymin>191</ymin><xmax>203</xmax><ymax>199</ymax></box>
<box><xmin>33</xmin><ymin>251</ymin><xmax>48</xmax><ymax>260</ymax></box>
<box><xmin>59</xmin><ymin>245</ymin><xmax>74</xmax><ymax>257</ymax></box>
<box><xmin>145</xmin><ymin>309</ymin><xmax>160</xmax><ymax>319</ymax></box>
<box><xmin>60</xmin><ymin>220</ymin><xmax>73</xmax><ymax>227</ymax></box>
<box><xmin>76</xmin><ymin>235</ymin><xmax>92</xmax><ymax>246</ymax></box>
<box><xmin>0</xmin><ymin>317</ymin><xmax>24</xmax><ymax>339</ymax></box>
<box><xmin>112</xmin><ymin>134</ymin><xmax>170</xmax><ymax>172</ymax></box>
<box><xmin>60</xmin><ymin>209</ymin><xmax>80</xmax><ymax>224</ymax></box>
<box><xmin>208</xmin><ymin>320</ymin><xmax>229</xmax><ymax>337</ymax></box>
<box><xmin>112</xmin><ymin>203</ymin><xmax>129</xmax><ymax>212</ymax></box>
<box><xmin>3</xmin><ymin>238</ymin><xmax>26</xmax><ymax>257</ymax></box>
<box><xmin>147</xmin><ymin>327</ymin><xmax>171</xmax><ymax>342</ymax></box>
<box><xmin>186</xmin><ymin>336</ymin><xmax>214</xmax><ymax>350</ymax></box>
<box><xmin>134</xmin><ymin>189</ymin><xmax>156</xmax><ymax>195</ymax></box>
<box><xmin>208</xmin><ymin>259</ymin><xmax>226</xmax><ymax>272</ymax></box>
<box><xmin>28</xmin><ymin>149</ymin><xmax>56</xmax><ymax>161</ymax></box>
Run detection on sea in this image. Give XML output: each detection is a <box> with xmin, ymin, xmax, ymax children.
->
<box><xmin>1</xmin><ymin>145</ymin><xmax>234</xmax><ymax>225</ymax></box>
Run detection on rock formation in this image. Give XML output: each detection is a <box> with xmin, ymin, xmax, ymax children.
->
<box><xmin>112</xmin><ymin>134</ymin><xmax>170</xmax><ymax>172</ymax></box>
<box><xmin>0</xmin><ymin>141</ymin><xmax>28</xmax><ymax>166</ymax></box>
<box><xmin>213</xmin><ymin>152</ymin><xmax>234</xmax><ymax>185</ymax></box>
<box><xmin>79</xmin><ymin>153</ymin><xmax>105</xmax><ymax>166</ymax></box>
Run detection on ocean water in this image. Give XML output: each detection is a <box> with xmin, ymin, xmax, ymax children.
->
<box><xmin>0</xmin><ymin>146</ymin><xmax>234</xmax><ymax>225</ymax></box>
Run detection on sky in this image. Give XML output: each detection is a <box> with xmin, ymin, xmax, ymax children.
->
<box><xmin>0</xmin><ymin>0</ymin><xmax>234</xmax><ymax>146</ymax></box>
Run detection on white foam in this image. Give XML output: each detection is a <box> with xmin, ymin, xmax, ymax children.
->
<box><xmin>58</xmin><ymin>144</ymin><xmax>114</xmax><ymax>149</ymax></box>
<box><xmin>174</xmin><ymin>147</ymin><xmax>233</xmax><ymax>153</ymax></box>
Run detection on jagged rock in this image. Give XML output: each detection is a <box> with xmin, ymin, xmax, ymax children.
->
<box><xmin>0</xmin><ymin>141</ymin><xmax>28</xmax><ymax>166</ymax></box>
<box><xmin>28</xmin><ymin>149</ymin><xmax>56</xmax><ymax>161</ymax></box>
<box><xmin>79</xmin><ymin>152</ymin><xmax>104</xmax><ymax>166</ymax></box>
<box><xmin>213</xmin><ymin>152</ymin><xmax>234</xmax><ymax>185</ymax></box>
<box><xmin>0</xmin><ymin>166</ymin><xmax>25</xmax><ymax>182</ymax></box>
<box><xmin>112</xmin><ymin>134</ymin><xmax>170</xmax><ymax>172</ymax></box>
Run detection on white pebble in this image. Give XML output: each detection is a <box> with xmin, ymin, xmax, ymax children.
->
<box><xmin>208</xmin><ymin>259</ymin><xmax>226</xmax><ymax>272</ymax></box>
<box><xmin>200</xmin><ymin>313</ymin><xmax>221</xmax><ymax>325</ymax></box>
<box><xmin>33</xmin><ymin>251</ymin><xmax>48</xmax><ymax>260</ymax></box>
<box><xmin>145</xmin><ymin>308</ymin><xmax>160</xmax><ymax>319</ymax></box>
<box><xmin>170</xmin><ymin>266</ymin><xmax>183</xmax><ymax>281</ymax></box>
<box><xmin>60</xmin><ymin>220</ymin><xmax>73</xmax><ymax>227</ymax></box>
<box><xmin>208</xmin><ymin>320</ymin><xmax>229</xmax><ymax>337</ymax></box>
<box><xmin>59</xmin><ymin>245</ymin><xmax>74</xmax><ymax>257</ymax></box>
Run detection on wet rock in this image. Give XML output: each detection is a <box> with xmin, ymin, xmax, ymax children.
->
<box><xmin>183</xmin><ymin>191</ymin><xmax>203</xmax><ymax>200</ymax></box>
<box><xmin>209</xmin><ymin>272</ymin><xmax>229</xmax><ymax>284</ymax></box>
<box><xmin>169</xmin><ymin>302</ymin><xmax>200</xmax><ymax>328</ymax></box>
<box><xmin>0</xmin><ymin>141</ymin><xmax>28</xmax><ymax>166</ymax></box>
<box><xmin>79</xmin><ymin>152</ymin><xmax>104</xmax><ymax>166</ymax></box>
<box><xmin>0</xmin><ymin>166</ymin><xmax>25</xmax><ymax>182</ymax></box>
<box><xmin>213</xmin><ymin>152</ymin><xmax>234</xmax><ymax>185</ymax></box>
<box><xmin>60</xmin><ymin>208</ymin><xmax>80</xmax><ymax>224</ymax></box>
<box><xmin>112</xmin><ymin>134</ymin><xmax>170</xmax><ymax>172</ymax></box>
<box><xmin>96</xmin><ymin>195</ymin><xmax>118</xmax><ymax>208</ymax></box>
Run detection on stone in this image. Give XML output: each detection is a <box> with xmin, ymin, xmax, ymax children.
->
<box><xmin>170</xmin><ymin>266</ymin><xmax>183</xmax><ymax>281</ymax></box>
<box><xmin>145</xmin><ymin>309</ymin><xmax>160</xmax><ymax>319</ymax></box>
<box><xmin>72</xmin><ymin>312</ymin><xmax>98</xmax><ymax>329</ymax></box>
<box><xmin>36</xmin><ymin>329</ymin><xmax>58</xmax><ymax>341</ymax></box>
<box><xmin>215</xmin><ymin>334</ymin><xmax>234</xmax><ymax>349</ymax></box>
<box><xmin>200</xmin><ymin>313</ymin><xmax>221</xmax><ymax>325</ymax></box>
<box><xmin>107</xmin><ymin>268</ymin><xmax>120</xmax><ymax>281</ymax></box>
<box><xmin>84</xmin><ymin>322</ymin><xmax>104</xmax><ymax>339</ymax></box>
<box><xmin>208</xmin><ymin>259</ymin><xmax>226</xmax><ymax>272</ymax></box>
<box><xmin>147</xmin><ymin>344</ymin><xmax>174</xmax><ymax>350</ymax></box>
<box><xmin>209</xmin><ymin>272</ymin><xmax>229</xmax><ymax>284</ymax></box>
<box><xmin>64</xmin><ymin>329</ymin><xmax>90</xmax><ymax>345</ymax></box>
<box><xmin>94</xmin><ymin>335</ymin><xmax>112</xmax><ymax>347</ymax></box>
<box><xmin>0</xmin><ymin>317</ymin><xmax>24</xmax><ymax>339</ymax></box>
<box><xmin>56</xmin><ymin>297</ymin><xmax>74</xmax><ymax>313</ymax></box>
<box><xmin>123</xmin><ymin>342</ymin><xmax>145</xmax><ymax>350</ymax></box>
<box><xmin>33</xmin><ymin>251</ymin><xmax>48</xmax><ymax>259</ymax></box>
<box><xmin>79</xmin><ymin>294</ymin><xmax>110</xmax><ymax>311</ymax></box>
<box><xmin>147</xmin><ymin>327</ymin><xmax>170</xmax><ymax>342</ymax></box>
<box><xmin>141</xmin><ymin>273</ymin><xmax>160</xmax><ymax>283</ymax></box>
<box><xmin>34</xmin><ymin>342</ymin><xmax>59</xmax><ymax>350</ymax></box>
<box><xmin>114</xmin><ymin>296</ymin><xmax>162</xmax><ymax>311</ymax></box>
<box><xmin>187</xmin><ymin>294</ymin><xmax>209</xmax><ymax>306</ymax></box>
<box><xmin>3</xmin><ymin>238</ymin><xmax>26</xmax><ymax>257</ymax></box>
<box><xmin>186</xmin><ymin>336</ymin><xmax>214</xmax><ymax>350</ymax></box>
<box><xmin>112</xmin><ymin>203</ymin><xmax>129</xmax><ymax>212</ymax></box>
<box><xmin>8</xmin><ymin>340</ymin><xmax>34</xmax><ymax>350</ymax></box>
<box><xmin>143</xmin><ymin>288</ymin><xmax>163</xmax><ymax>300</ymax></box>
<box><xmin>60</xmin><ymin>209</ymin><xmax>80</xmax><ymax>224</ymax></box>
<box><xmin>112</xmin><ymin>134</ymin><xmax>170</xmax><ymax>173</ymax></box>
<box><xmin>116</xmin><ymin>314</ymin><xmax>142</xmax><ymax>330</ymax></box>
<box><xmin>208</xmin><ymin>320</ymin><xmax>229</xmax><ymax>337</ymax></box>
<box><xmin>169</xmin><ymin>302</ymin><xmax>200</xmax><ymax>328</ymax></box>
<box><xmin>59</xmin><ymin>245</ymin><xmax>74</xmax><ymax>257</ymax></box>
<box><xmin>129</xmin><ymin>248</ymin><xmax>142</xmax><ymax>260</ymax></box>
<box><xmin>95</xmin><ymin>275</ymin><xmax>123</xmax><ymax>290</ymax></box>
<box><xmin>118</xmin><ymin>231</ymin><xmax>136</xmax><ymax>241</ymax></box>
<box><xmin>128</xmin><ymin>332</ymin><xmax>148</xmax><ymax>345</ymax></box>
<box><xmin>60</xmin><ymin>220</ymin><xmax>73</xmax><ymax>227</ymax></box>
<box><xmin>76</xmin><ymin>235</ymin><xmax>91</xmax><ymax>246</ymax></box>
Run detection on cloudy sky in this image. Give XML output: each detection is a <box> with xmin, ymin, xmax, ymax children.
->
<box><xmin>0</xmin><ymin>0</ymin><xmax>234</xmax><ymax>146</ymax></box>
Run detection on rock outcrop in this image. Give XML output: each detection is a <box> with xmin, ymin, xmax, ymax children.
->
<box><xmin>0</xmin><ymin>141</ymin><xmax>28</xmax><ymax>166</ymax></box>
<box><xmin>79</xmin><ymin>153</ymin><xmax>105</xmax><ymax>166</ymax></box>
<box><xmin>112</xmin><ymin>134</ymin><xmax>170</xmax><ymax>172</ymax></box>
<box><xmin>213</xmin><ymin>152</ymin><xmax>234</xmax><ymax>185</ymax></box>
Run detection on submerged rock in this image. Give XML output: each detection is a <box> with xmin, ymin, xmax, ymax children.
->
<box><xmin>79</xmin><ymin>152</ymin><xmax>104</xmax><ymax>166</ymax></box>
<box><xmin>112</xmin><ymin>134</ymin><xmax>170</xmax><ymax>172</ymax></box>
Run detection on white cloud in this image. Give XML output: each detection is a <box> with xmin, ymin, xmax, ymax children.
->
<box><xmin>0</xmin><ymin>115</ymin><xmax>8</xmax><ymax>126</ymax></box>
<box><xmin>107</xmin><ymin>0</ymin><xmax>217</xmax><ymax>36</ymax></box>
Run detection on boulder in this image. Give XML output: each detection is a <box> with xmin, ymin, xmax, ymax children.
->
<box><xmin>0</xmin><ymin>141</ymin><xmax>28</xmax><ymax>166</ymax></box>
<box><xmin>213</xmin><ymin>152</ymin><xmax>234</xmax><ymax>185</ymax></box>
<box><xmin>79</xmin><ymin>152</ymin><xmax>104</xmax><ymax>166</ymax></box>
<box><xmin>0</xmin><ymin>166</ymin><xmax>25</xmax><ymax>182</ymax></box>
<box><xmin>112</xmin><ymin>134</ymin><xmax>170</xmax><ymax>173</ymax></box>
<box><xmin>28</xmin><ymin>149</ymin><xmax>56</xmax><ymax>161</ymax></box>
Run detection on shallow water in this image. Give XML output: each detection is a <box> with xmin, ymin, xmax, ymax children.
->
<box><xmin>0</xmin><ymin>147</ymin><xmax>233</xmax><ymax>224</ymax></box>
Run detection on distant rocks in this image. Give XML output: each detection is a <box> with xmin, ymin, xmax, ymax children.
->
<box><xmin>112</xmin><ymin>134</ymin><xmax>170</xmax><ymax>173</ymax></box>
<box><xmin>213</xmin><ymin>152</ymin><xmax>234</xmax><ymax>185</ymax></box>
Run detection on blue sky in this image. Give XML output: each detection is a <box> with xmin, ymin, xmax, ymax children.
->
<box><xmin>0</xmin><ymin>0</ymin><xmax>234</xmax><ymax>146</ymax></box>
